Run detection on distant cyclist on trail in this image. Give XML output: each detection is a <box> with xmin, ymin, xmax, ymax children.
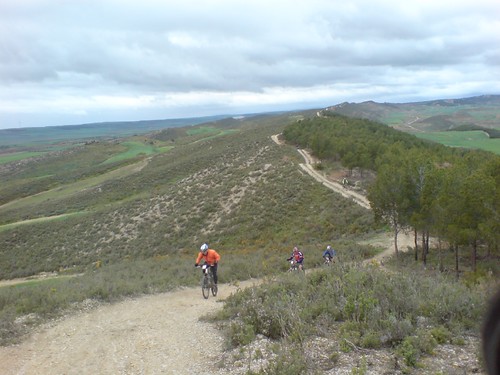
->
<box><xmin>322</xmin><ymin>245</ymin><xmax>336</xmax><ymax>263</ymax></box>
<box><xmin>195</xmin><ymin>243</ymin><xmax>220</xmax><ymax>285</ymax></box>
<box><xmin>287</xmin><ymin>246</ymin><xmax>304</xmax><ymax>271</ymax></box>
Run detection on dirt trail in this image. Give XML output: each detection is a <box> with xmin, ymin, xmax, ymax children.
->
<box><xmin>271</xmin><ymin>134</ymin><xmax>370</xmax><ymax>209</ymax></box>
<box><xmin>271</xmin><ymin>133</ymin><xmax>413</xmax><ymax>258</ymax></box>
<box><xmin>0</xmin><ymin>136</ymin><xmax>404</xmax><ymax>375</ymax></box>
<box><xmin>297</xmin><ymin>150</ymin><xmax>370</xmax><ymax>209</ymax></box>
<box><xmin>0</xmin><ymin>280</ymin><xmax>259</xmax><ymax>375</ymax></box>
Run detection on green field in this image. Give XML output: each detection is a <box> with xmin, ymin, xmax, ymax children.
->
<box><xmin>101</xmin><ymin>141</ymin><xmax>172</xmax><ymax>164</ymax></box>
<box><xmin>186</xmin><ymin>125</ymin><xmax>239</xmax><ymax>139</ymax></box>
<box><xmin>415</xmin><ymin>130</ymin><xmax>500</xmax><ymax>154</ymax></box>
<box><xmin>0</xmin><ymin>158</ymin><xmax>151</xmax><ymax>214</ymax></box>
<box><xmin>0</xmin><ymin>145</ymin><xmax>85</xmax><ymax>165</ymax></box>
<box><xmin>0</xmin><ymin>151</ymin><xmax>47</xmax><ymax>164</ymax></box>
<box><xmin>0</xmin><ymin>116</ymin><xmax>227</xmax><ymax>148</ymax></box>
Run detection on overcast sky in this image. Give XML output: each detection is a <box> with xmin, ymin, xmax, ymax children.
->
<box><xmin>1</xmin><ymin>0</ymin><xmax>499</xmax><ymax>129</ymax></box>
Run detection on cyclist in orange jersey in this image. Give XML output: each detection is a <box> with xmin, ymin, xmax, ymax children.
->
<box><xmin>195</xmin><ymin>243</ymin><xmax>221</xmax><ymax>284</ymax></box>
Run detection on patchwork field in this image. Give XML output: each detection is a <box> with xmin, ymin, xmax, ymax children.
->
<box><xmin>414</xmin><ymin>130</ymin><xmax>500</xmax><ymax>154</ymax></box>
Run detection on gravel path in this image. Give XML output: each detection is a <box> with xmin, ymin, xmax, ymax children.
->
<box><xmin>271</xmin><ymin>134</ymin><xmax>370</xmax><ymax>209</ymax></box>
<box><xmin>0</xmin><ymin>280</ymin><xmax>260</xmax><ymax>375</ymax></box>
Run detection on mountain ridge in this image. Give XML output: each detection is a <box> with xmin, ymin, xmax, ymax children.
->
<box><xmin>324</xmin><ymin>94</ymin><xmax>500</xmax><ymax>133</ymax></box>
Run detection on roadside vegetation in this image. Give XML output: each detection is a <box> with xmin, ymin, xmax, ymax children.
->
<box><xmin>0</xmin><ymin>110</ymin><xmax>498</xmax><ymax>374</ymax></box>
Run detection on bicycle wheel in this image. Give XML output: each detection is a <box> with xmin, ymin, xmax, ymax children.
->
<box><xmin>202</xmin><ymin>276</ymin><xmax>210</xmax><ymax>299</ymax></box>
<box><xmin>211</xmin><ymin>281</ymin><xmax>218</xmax><ymax>297</ymax></box>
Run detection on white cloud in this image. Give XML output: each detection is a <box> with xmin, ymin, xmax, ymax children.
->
<box><xmin>0</xmin><ymin>0</ymin><xmax>499</xmax><ymax>128</ymax></box>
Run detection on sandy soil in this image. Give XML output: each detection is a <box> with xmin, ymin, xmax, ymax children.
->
<box><xmin>0</xmin><ymin>135</ymin><xmax>407</xmax><ymax>375</ymax></box>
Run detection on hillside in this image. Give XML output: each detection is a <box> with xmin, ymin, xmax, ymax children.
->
<box><xmin>0</xmin><ymin>134</ymin><xmax>485</xmax><ymax>375</ymax></box>
<box><xmin>0</xmin><ymin>111</ymin><xmax>377</xmax><ymax>336</ymax></box>
<box><xmin>1</xmin><ymin>112</ymin><xmax>374</xmax><ymax>279</ymax></box>
<box><xmin>0</xmin><ymin>109</ymin><xmax>498</xmax><ymax>374</ymax></box>
<box><xmin>325</xmin><ymin>95</ymin><xmax>500</xmax><ymax>131</ymax></box>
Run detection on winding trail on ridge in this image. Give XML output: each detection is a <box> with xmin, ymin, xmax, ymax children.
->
<box><xmin>297</xmin><ymin>149</ymin><xmax>371</xmax><ymax>209</ymax></box>
<box><xmin>272</xmin><ymin>134</ymin><xmax>370</xmax><ymax>208</ymax></box>
<box><xmin>0</xmin><ymin>135</ymin><xmax>406</xmax><ymax>375</ymax></box>
<box><xmin>271</xmin><ymin>133</ymin><xmax>413</xmax><ymax>259</ymax></box>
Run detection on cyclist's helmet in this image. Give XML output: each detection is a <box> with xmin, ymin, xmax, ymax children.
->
<box><xmin>293</xmin><ymin>246</ymin><xmax>298</xmax><ymax>253</ymax></box>
<box><xmin>200</xmin><ymin>243</ymin><xmax>209</xmax><ymax>254</ymax></box>
<box><xmin>327</xmin><ymin>245</ymin><xmax>332</xmax><ymax>250</ymax></box>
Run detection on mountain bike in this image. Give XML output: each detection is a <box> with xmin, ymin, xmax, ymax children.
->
<box><xmin>323</xmin><ymin>255</ymin><xmax>335</xmax><ymax>265</ymax></box>
<box><xmin>197</xmin><ymin>264</ymin><xmax>218</xmax><ymax>299</ymax></box>
<box><xmin>288</xmin><ymin>259</ymin><xmax>305</xmax><ymax>273</ymax></box>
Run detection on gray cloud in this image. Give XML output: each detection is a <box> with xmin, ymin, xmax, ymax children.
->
<box><xmin>0</xmin><ymin>0</ymin><xmax>499</xmax><ymax>128</ymax></box>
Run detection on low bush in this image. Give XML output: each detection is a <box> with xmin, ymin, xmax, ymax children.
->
<box><xmin>396</xmin><ymin>329</ymin><xmax>438</xmax><ymax>367</ymax></box>
<box><xmin>210</xmin><ymin>262</ymin><xmax>491</xmax><ymax>372</ymax></box>
<box><xmin>251</xmin><ymin>343</ymin><xmax>308</xmax><ymax>375</ymax></box>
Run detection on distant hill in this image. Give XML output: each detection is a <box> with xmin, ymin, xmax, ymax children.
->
<box><xmin>2</xmin><ymin>94</ymin><xmax>498</xmax><ymax>155</ymax></box>
<box><xmin>323</xmin><ymin>94</ymin><xmax>500</xmax><ymax>134</ymax></box>
<box><xmin>0</xmin><ymin>115</ymin><xmax>230</xmax><ymax>149</ymax></box>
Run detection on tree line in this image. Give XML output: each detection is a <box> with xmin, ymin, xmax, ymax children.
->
<box><xmin>283</xmin><ymin>113</ymin><xmax>499</xmax><ymax>276</ymax></box>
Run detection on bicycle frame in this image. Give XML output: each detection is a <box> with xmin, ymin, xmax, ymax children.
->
<box><xmin>199</xmin><ymin>264</ymin><xmax>218</xmax><ymax>299</ymax></box>
<box><xmin>288</xmin><ymin>259</ymin><xmax>304</xmax><ymax>272</ymax></box>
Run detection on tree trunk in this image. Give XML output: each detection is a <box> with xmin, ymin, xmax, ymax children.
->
<box><xmin>414</xmin><ymin>228</ymin><xmax>418</xmax><ymax>261</ymax></box>
<box><xmin>471</xmin><ymin>240</ymin><xmax>477</xmax><ymax>273</ymax></box>
<box><xmin>425</xmin><ymin>231</ymin><xmax>430</xmax><ymax>257</ymax></box>
<box><xmin>438</xmin><ymin>238</ymin><xmax>444</xmax><ymax>272</ymax></box>
<box><xmin>394</xmin><ymin>225</ymin><xmax>399</xmax><ymax>257</ymax></box>
<box><xmin>421</xmin><ymin>232</ymin><xmax>427</xmax><ymax>266</ymax></box>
